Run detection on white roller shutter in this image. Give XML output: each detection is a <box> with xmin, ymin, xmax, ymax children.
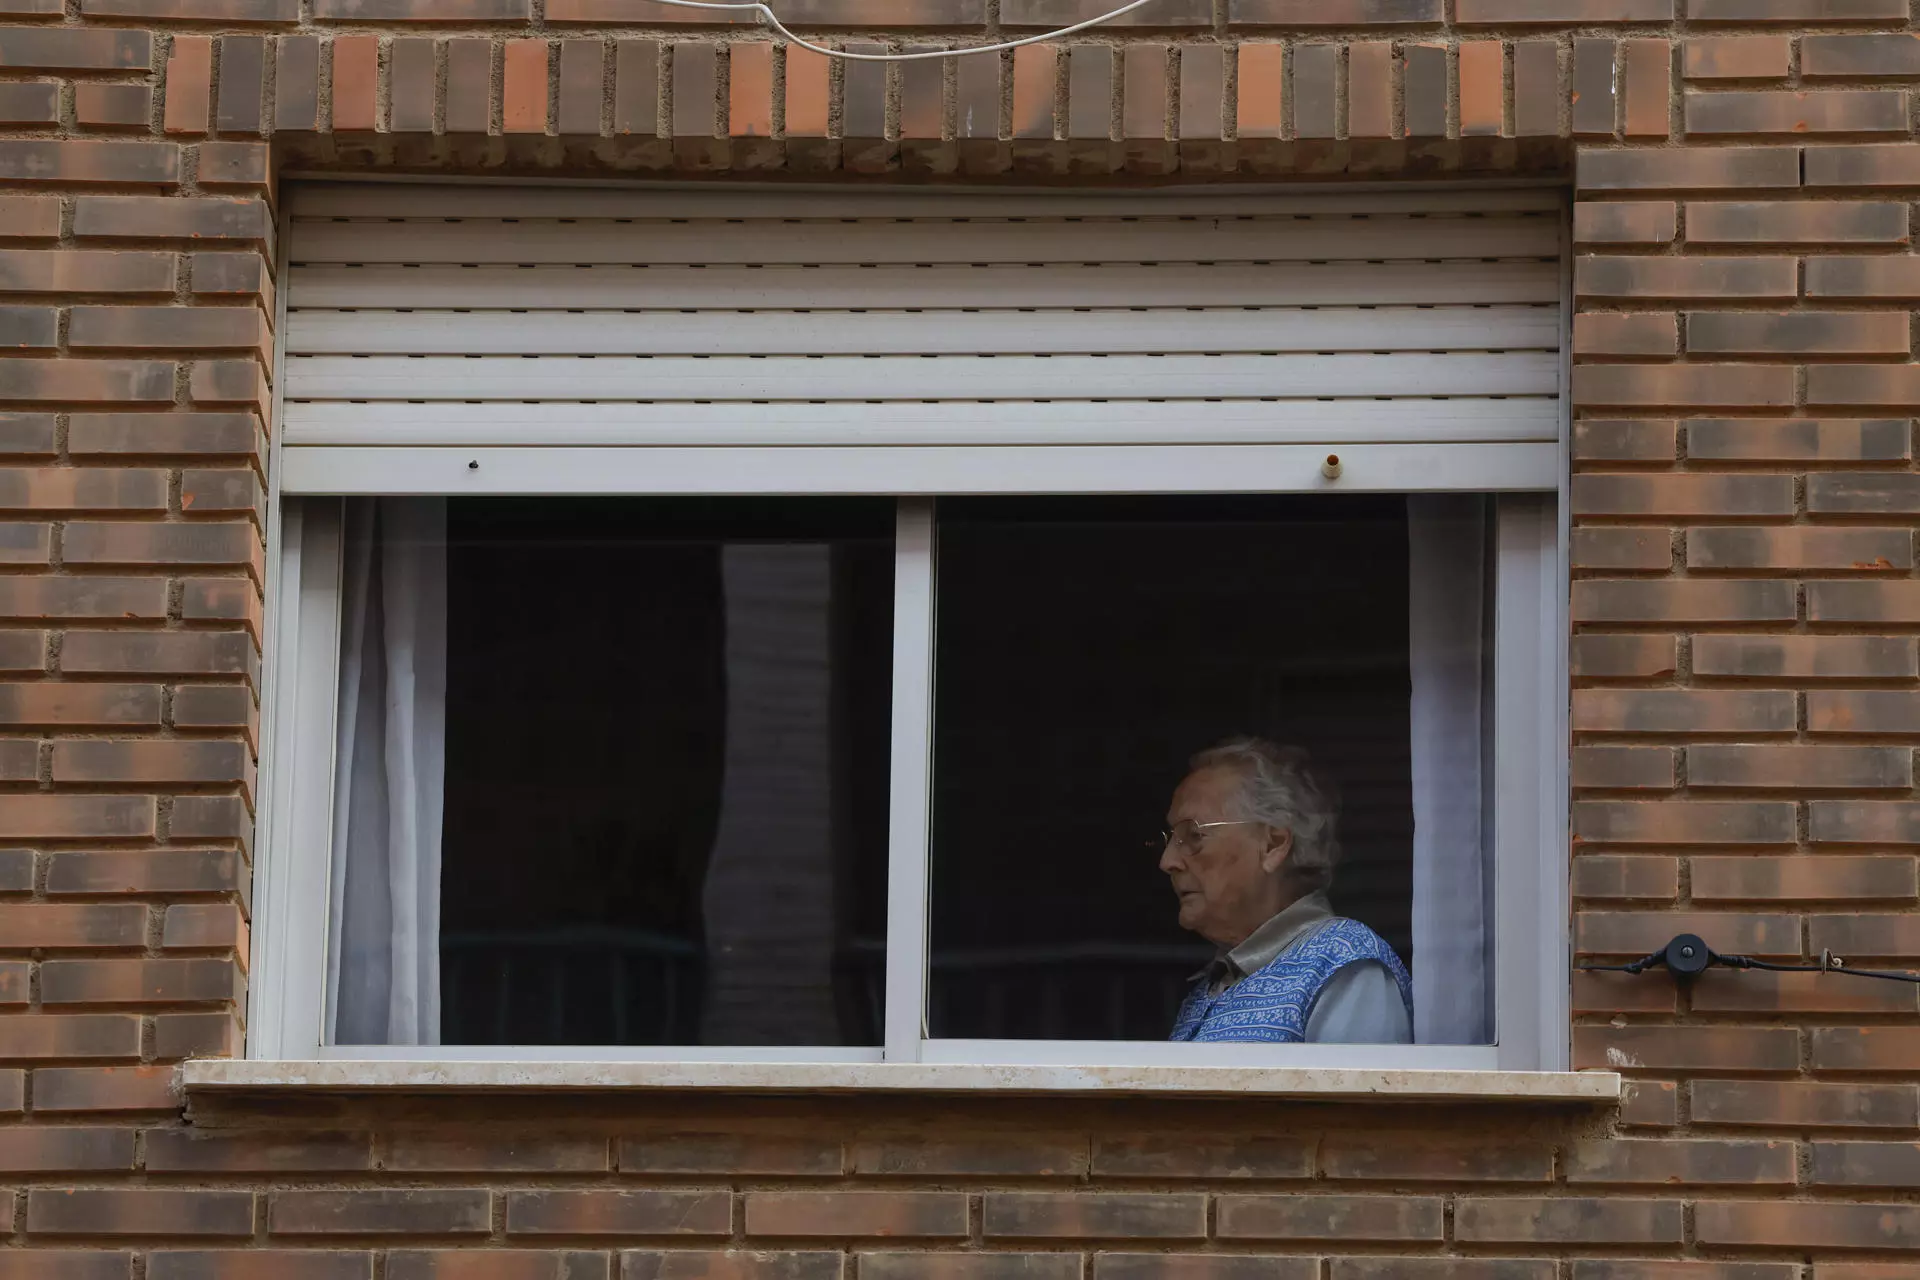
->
<box><xmin>279</xmin><ymin>184</ymin><xmax>1565</xmax><ymax>493</ymax></box>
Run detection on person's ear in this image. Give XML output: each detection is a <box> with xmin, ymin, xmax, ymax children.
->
<box><xmin>1259</xmin><ymin>827</ymin><xmax>1293</xmax><ymax>875</ymax></box>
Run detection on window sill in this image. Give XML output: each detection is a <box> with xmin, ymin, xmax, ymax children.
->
<box><xmin>182</xmin><ymin>1060</ymin><xmax>1621</xmax><ymax>1104</ymax></box>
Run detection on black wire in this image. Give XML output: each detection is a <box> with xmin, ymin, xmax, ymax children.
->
<box><xmin>1577</xmin><ymin>947</ymin><xmax>1920</xmax><ymax>985</ymax></box>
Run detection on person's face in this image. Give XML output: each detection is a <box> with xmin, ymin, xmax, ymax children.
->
<box><xmin>1160</xmin><ymin>765</ymin><xmax>1293</xmax><ymax>947</ymax></box>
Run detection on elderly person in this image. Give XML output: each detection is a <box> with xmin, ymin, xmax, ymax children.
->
<box><xmin>1161</xmin><ymin>737</ymin><xmax>1412</xmax><ymax>1044</ymax></box>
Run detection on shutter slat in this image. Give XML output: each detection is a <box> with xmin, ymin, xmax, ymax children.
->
<box><xmin>287</xmin><ymin>306</ymin><xmax>1560</xmax><ymax>357</ymax></box>
<box><xmin>288</xmin><ymin>260</ymin><xmax>1561</xmax><ymax>310</ymax></box>
<box><xmin>285</xmin><ymin>352</ymin><xmax>1561</xmax><ymax>402</ymax></box>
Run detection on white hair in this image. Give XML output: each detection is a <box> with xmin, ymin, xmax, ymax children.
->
<box><xmin>1189</xmin><ymin>736</ymin><xmax>1341</xmax><ymax>891</ymax></box>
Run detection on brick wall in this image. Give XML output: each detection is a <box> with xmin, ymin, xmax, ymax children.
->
<box><xmin>4</xmin><ymin>0</ymin><xmax>1920</xmax><ymax>1273</ymax></box>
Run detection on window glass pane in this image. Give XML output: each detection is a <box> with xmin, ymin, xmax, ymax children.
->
<box><xmin>327</xmin><ymin>497</ymin><xmax>893</xmax><ymax>1047</ymax></box>
<box><xmin>927</xmin><ymin>495</ymin><xmax>1492</xmax><ymax>1045</ymax></box>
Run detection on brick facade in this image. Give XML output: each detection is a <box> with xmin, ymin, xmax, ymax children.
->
<box><xmin>4</xmin><ymin>0</ymin><xmax>1920</xmax><ymax>1273</ymax></box>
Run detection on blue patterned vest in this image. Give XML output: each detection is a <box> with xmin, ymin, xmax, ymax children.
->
<box><xmin>1169</xmin><ymin>918</ymin><xmax>1414</xmax><ymax>1044</ymax></box>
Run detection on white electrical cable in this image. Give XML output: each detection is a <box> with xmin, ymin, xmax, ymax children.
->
<box><xmin>641</xmin><ymin>0</ymin><xmax>1159</xmax><ymax>60</ymax></box>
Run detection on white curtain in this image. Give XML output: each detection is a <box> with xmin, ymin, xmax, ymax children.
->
<box><xmin>325</xmin><ymin>497</ymin><xmax>449</xmax><ymax>1047</ymax></box>
<box><xmin>1407</xmin><ymin>496</ymin><xmax>1490</xmax><ymax>1045</ymax></box>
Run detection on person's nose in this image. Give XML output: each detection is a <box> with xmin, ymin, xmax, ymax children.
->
<box><xmin>1158</xmin><ymin>839</ymin><xmax>1182</xmax><ymax>874</ymax></box>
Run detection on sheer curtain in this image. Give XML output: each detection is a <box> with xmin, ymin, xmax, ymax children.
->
<box><xmin>1407</xmin><ymin>496</ymin><xmax>1491</xmax><ymax>1045</ymax></box>
<box><xmin>325</xmin><ymin>497</ymin><xmax>449</xmax><ymax>1047</ymax></box>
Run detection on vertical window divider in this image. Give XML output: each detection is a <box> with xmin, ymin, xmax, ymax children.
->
<box><xmin>883</xmin><ymin>498</ymin><xmax>937</xmax><ymax>1063</ymax></box>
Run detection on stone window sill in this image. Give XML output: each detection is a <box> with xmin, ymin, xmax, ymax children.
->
<box><xmin>181</xmin><ymin>1060</ymin><xmax>1621</xmax><ymax>1104</ymax></box>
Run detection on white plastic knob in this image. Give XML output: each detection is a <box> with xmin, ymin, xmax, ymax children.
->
<box><xmin>1321</xmin><ymin>454</ymin><xmax>1342</xmax><ymax>481</ymax></box>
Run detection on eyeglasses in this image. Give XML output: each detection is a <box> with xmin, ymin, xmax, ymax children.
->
<box><xmin>1147</xmin><ymin>819</ymin><xmax>1261</xmax><ymax>854</ymax></box>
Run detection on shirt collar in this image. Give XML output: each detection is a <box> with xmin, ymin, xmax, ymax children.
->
<box><xmin>1220</xmin><ymin>890</ymin><xmax>1334</xmax><ymax>981</ymax></box>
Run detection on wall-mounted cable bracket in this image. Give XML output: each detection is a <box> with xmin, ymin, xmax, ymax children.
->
<box><xmin>1578</xmin><ymin>934</ymin><xmax>1920</xmax><ymax>986</ymax></box>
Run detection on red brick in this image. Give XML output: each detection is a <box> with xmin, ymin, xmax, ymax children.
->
<box><xmin>851</xmin><ymin>1137</ymin><xmax>1082</xmax><ymax>1177</ymax></box>
<box><xmin>1696</xmin><ymin>856</ymin><xmax>1917</xmax><ymax>904</ymax></box>
<box><xmin>149</xmin><ymin>1254</ymin><xmax>371</xmax><ymax>1280</ymax></box>
<box><xmin>1573</xmin><ymin>1024</ymin><xmax>1798</xmax><ymax>1071</ymax></box>
<box><xmin>1689</xmin><ymin>89</ymin><xmax>1908</xmax><ymax>134</ymax></box>
<box><xmin>1696</xmin><ymin>1079</ymin><xmax>1918</xmax><ymax>1127</ymax></box>
<box><xmin>1121</xmin><ymin>45</ymin><xmax>1164</xmax><ymax>141</ymax></box>
<box><xmin>1333</xmin><ymin>1266</ymin><xmax>1549</xmax><ymax>1280</ymax></box>
<box><xmin>1693</xmin><ymin>0</ymin><xmax>1903</xmax><ymax>15</ymax></box>
<box><xmin>1694</xmin><ymin>744</ymin><xmax>1912</xmax><ymax>790</ymax></box>
<box><xmin>0</xmin><ymin>901</ymin><xmax>150</xmax><ymax>951</ymax></box>
<box><xmin>32</xmin><ymin>1064</ymin><xmax>174</xmax><ymax>1111</ymax></box>
<box><xmin>503</xmin><ymin>39</ymin><xmax>548</xmax><ymax>134</ymax></box>
<box><xmin>1321</xmin><ymin>1139</ymin><xmax>1552</xmax><ymax>1182</ymax></box>
<box><xmin>0</xmin><ymin>138</ymin><xmax>174</xmax><ymax>186</ymax></box>
<box><xmin>1695</xmin><ymin>966</ymin><xmax>1917</xmax><ymax>1012</ymax></box>
<box><xmin>0</xmin><ymin>28</ymin><xmax>150</xmax><ymax>71</ymax></box>
<box><xmin>1575</xmin><ymin>801</ymin><xmax>1794</xmax><ymax>846</ymax></box>
<box><xmin>0</xmin><ymin>81</ymin><xmax>59</xmax><ymax>125</ymax></box>
<box><xmin>75</xmin><ymin>191</ymin><xmax>272</xmax><ymax>241</ymax></box>
<box><xmin>985</xmin><ymin>1191</ymin><xmax>1209</xmax><ymax>1240</ymax></box>
<box><xmin>1573</xmin><ymin>854</ymin><xmax>1679</xmax><ymax>899</ymax></box>
<box><xmin>0</xmin><ymin>1252</ymin><xmax>132</xmax><ymax>1280</ymax></box>
<box><xmin>1808</xmin><ymin>143</ymin><xmax>1920</xmax><ymax>188</ymax></box>
<box><xmin>1579</xmin><ymin>147</ymin><xmax>1799</xmax><ymax>191</ymax></box>
<box><xmin>1575</xmin><ymin>418</ymin><xmax>1678</xmax><ymax>460</ymax></box>
<box><xmin>71</xmin><ymin>307</ymin><xmax>271</xmax><ymax>354</ymax></box>
<box><xmin>1574</xmin><ymin>968</ymin><xmax>1677</xmax><ymax>1014</ymax></box>
<box><xmin>1293</xmin><ymin>44</ymin><xmax>1335</xmax><ymax>138</ymax></box>
<box><xmin>1070</xmin><ymin>46</ymin><xmax>1114</xmax><ymax>141</ymax></box>
<box><xmin>41</xmin><ymin>956</ymin><xmax>239</xmax><ymax>1005</ymax></box>
<box><xmin>1691</xmin><ymin>417</ymin><xmax>1909</xmax><ymax>461</ymax></box>
<box><xmin>0</xmin><ymin>683</ymin><xmax>164</xmax><ymax>726</ymax></box>
<box><xmin>0</xmin><ymin>250</ymin><xmax>175</xmax><ymax>295</ymax></box>
<box><xmin>275</xmin><ymin>34</ymin><xmax>321</xmax><ymax>132</ymax></box>
<box><xmin>1803</xmin><ymin>33</ymin><xmax>1920</xmax><ymax>77</ymax></box>
<box><xmin>673</xmin><ymin>43</ymin><xmax>718</xmax><ymax>139</ymax></box>
<box><xmin>0</xmin><ymin>195</ymin><xmax>59</xmax><ymax>240</ymax></box>
<box><xmin>0</xmin><ymin>360</ymin><xmax>175</xmax><ymax>405</ymax></box>
<box><xmin>1616</xmin><ymin>1081</ymin><xmax>1680</xmax><ymax>1129</ymax></box>
<box><xmin>1691</xmin><ymin>525</ymin><xmax>1910</xmax><ymax>570</ymax></box>
<box><xmin>1811</xmin><ymin>912</ymin><xmax>1920</xmax><ymax>956</ymax></box>
<box><xmin>69</xmin><ymin>413</ymin><xmax>262</xmax><ymax>459</ymax></box>
<box><xmin>1622</xmin><ymin>39</ymin><xmax>1670</xmax><ymax>137</ymax></box>
<box><xmin>1573</xmin><ymin>689</ymin><xmax>1793</xmax><ymax>734</ymax></box>
<box><xmin>1575</xmin><ymin>314</ymin><xmax>1678</xmax><ymax>358</ymax></box>
<box><xmin>0</xmin><ymin>520</ymin><xmax>51</xmax><ymax>563</ymax></box>
<box><xmin>1457</xmin><ymin>0</ymin><xmax>1670</xmax><ymax>17</ymax></box>
<box><xmin>1012</xmin><ymin>45</ymin><xmax>1055</xmax><ymax>140</ymax></box>
<box><xmin>621</xmin><ymin>1134</ymin><xmax>838</xmax><ymax>1176</ymax></box>
<box><xmin>75</xmin><ymin>83</ymin><xmax>154</xmax><ymax>130</ymax></box>
<box><xmin>1513</xmin><ymin>40</ymin><xmax>1559</xmax><ymax>136</ymax></box>
<box><xmin>29</xmin><ymin>1187</ymin><xmax>253</xmax><ymax>1236</ymax></box>
<box><xmin>444</xmin><ymin>38</ymin><xmax>491</xmax><ymax>134</ymax></box>
<box><xmin>1458</xmin><ymin>1198</ymin><xmax>1682</xmax><ymax>1244</ymax></box>
<box><xmin>391</xmin><ymin>1133</ymin><xmax>609</xmax><ymax>1172</ymax></box>
<box><xmin>1690</xmin><ymin>200</ymin><xmax>1906</xmax><ymax>245</ymax></box>
<box><xmin>389</xmin><ymin>1255</ymin><xmax>609</xmax><ymax>1280</ymax></box>
<box><xmin>159</xmin><ymin>902</ymin><xmax>246</xmax><ymax>953</ymax></box>
<box><xmin>1697</xmin><ymin>1201</ymin><xmax>1920</xmax><ymax>1250</ymax></box>
<box><xmin>1090</xmin><ymin>1136</ymin><xmax>1307</xmax><ymax>1179</ymax></box>
<box><xmin>1566</xmin><ymin>1139</ymin><xmax>1793</xmax><ymax>1185</ymax></box>
<box><xmin>1572</xmin><ymin>747</ymin><xmax>1679</xmax><ymax>791</ymax></box>
<box><xmin>168</xmin><ymin>795</ymin><xmax>252</xmax><ymax>843</ymax></box>
<box><xmin>1686</xmin><ymin>36</ymin><xmax>1791</xmax><ymax>79</ymax></box>
<box><xmin>1215</xmin><ymin>1196</ymin><xmax>1443</xmax><ymax>1241</ymax></box>
<box><xmin>0</xmin><ymin>1014</ymin><xmax>140</xmax><ymax>1059</ymax></box>
<box><xmin>1573</xmin><ymin>472</ymin><xmax>1793</xmax><ymax>516</ymax></box>
<box><xmin>145</xmin><ymin>1130</ymin><xmax>372</xmax><ymax>1172</ymax></box>
<box><xmin>503</xmin><ymin>1190</ymin><xmax>730</xmax><ymax>1236</ymax></box>
<box><xmin>154</xmin><ymin>1010</ymin><xmax>240</xmax><ymax>1058</ymax></box>
<box><xmin>164</xmin><ymin>35</ymin><xmax>211</xmax><ymax>135</ymax></box>
<box><xmin>615</xmin><ymin>39</ymin><xmax>659</xmax><ymax>136</ymax></box>
<box><xmin>1456</xmin><ymin>41</ymin><xmax>1500</xmax><ymax>137</ymax></box>
<box><xmin>558</xmin><ymin>40</ymin><xmax>604</xmax><ymax>136</ymax></box>
<box><xmin>0</xmin><ymin>795</ymin><xmax>155</xmax><ymax>839</ymax></box>
<box><xmin>866</xmin><ymin>1258</ymin><xmax>1073</xmax><ymax>1280</ymax></box>
<box><xmin>1235</xmin><ymin>43</ymin><xmax>1281</xmax><ymax>138</ymax></box>
<box><xmin>729</xmin><ymin>42</ymin><xmax>773</xmax><ymax>138</ymax></box>
<box><xmin>174</xmin><ymin>686</ymin><xmax>260</xmax><ymax>743</ymax></box>
<box><xmin>1704</xmin><ymin>636</ymin><xmax>1915</xmax><ymax>681</ymax></box>
<box><xmin>1570</xmin><ymin>635</ymin><xmax>1677</xmax><ymax>678</ymax></box>
<box><xmin>1578</xmin><ymin>909</ymin><xmax>1799</xmax><ymax>956</ymax></box>
<box><xmin>271</xmin><ymin>1190</ymin><xmax>493</xmax><ymax>1237</ymax></box>
<box><xmin>0</xmin><ymin>1125</ymin><xmax>136</xmax><ymax>1171</ymax></box>
<box><xmin>1575</xmin><ymin>363</ymin><xmax>1795</xmax><ymax>409</ymax></box>
<box><xmin>1175</xmin><ymin>46</ymin><xmax>1221</xmax><ymax>140</ymax></box>
<box><xmin>1347</xmin><ymin>42</ymin><xmax>1392</xmax><ymax>139</ymax></box>
<box><xmin>1812</xmin><ymin>1141</ymin><xmax>1920</xmax><ymax>1187</ymax></box>
<box><xmin>620</xmin><ymin>1255</ymin><xmax>843</xmax><ymax>1280</ymax></box>
<box><xmin>64</xmin><ymin>632</ymin><xmax>256</xmax><ymax>681</ymax></box>
<box><xmin>1579</xmin><ymin>39</ymin><xmax>1619</xmax><ymax>138</ymax></box>
<box><xmin>1572</xmin><ymin>580</ymin><xmax>1795</xmax><ymax>624</ymax></box>
<box><xmin>745</xmin><ymin>1193</ymin><xmax>966</xmax><ymax>1239</ymax></box>
<box><xmin>48</xmin><ymin>848</ymin><xmax>243</xmax><ymax>896</ymax></box>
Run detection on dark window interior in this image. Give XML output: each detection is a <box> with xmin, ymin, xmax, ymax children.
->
<box><xmin>437</xmin><ymin>498</ymin><xmax>893</xmax><ymax>1046</ymax></box>
<box><xmin>928</xmin><ymin>495</ymin><xmax>1415</xmax><ymax>1041</ymax></box>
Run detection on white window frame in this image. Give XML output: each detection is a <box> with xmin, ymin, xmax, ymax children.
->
<box><xmin>247</xmin><ymin>183</ymin><xmax>1571</xmax><ymax>1075</ymax></box>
